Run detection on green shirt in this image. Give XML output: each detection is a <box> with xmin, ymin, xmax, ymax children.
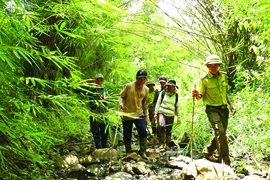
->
<box><xmin>199</xmin><ymin>71</ymin><xmax>228</xmax><ymax>106</ymax></box>
<box><xmin>148</xmin><ymin>91</ymin><xmax>155</xmax><ymax>106</ymax></box>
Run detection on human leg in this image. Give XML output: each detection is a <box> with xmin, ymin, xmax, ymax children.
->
<box><xmin>100</xmin><ymin>117</ymin><xmax>109</xmax><ymax>148</ymax></box>
<box><xmin>90</xmin><ymin>116</ymin><xmax>101</xmax><ymax>149</ymax></box>
<box><xmin>149</xmin><ymin>110</ymin><xmax>156</xmax><ymax>134</ymax></box>
<box><xmin>158</xmin><ymin>114</ymin><xmax>166</xmax><ymax>149</ymax></box>
<box><xmin>134</xmin><ymin>117</ymin><xmax>148</xmax><ymax>158</ymax></box>
<box><xmin>206</xmin><ymin>107</ymin><xmax>230</xmax><ymax>165</ymax></box>
<box><xmin>165</xmin><ymin>116</ymin><xmax>174</xmax><ymax>150</ymax></box>
<box><xmin>122</xmin><ymin>119</ymin><xmax>134</xmax><ymax>153</ymax></box>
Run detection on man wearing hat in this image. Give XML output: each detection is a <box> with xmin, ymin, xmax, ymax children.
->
<box><xmin>192</xmin><ymin>54</ymin><xmax>236</xmax><ymax>166</ymax></box>
<box><xmin>89</xmin><ymin>73</ymin><xmax>109</xmax><ymax>149</ymax></box>
<box><xmin>146</xmin><ymin>81</ymin><xmax>156</xmax><ymax>135</ymax></box>
<box><xmin>154</xmin><ymin>79</ymin><xmax>181</xmax><ymax>151</ymax></box>
<box><xmin>119</xmin><ymin>69</ymin><xmax>149</xmax><ymax>159</ymax></box>
<box><xmin>153</xmin><ymin>75</ymin><xmax>168</xmax><ymax>142</ymax></box>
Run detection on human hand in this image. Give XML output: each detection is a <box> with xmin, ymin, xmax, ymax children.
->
<box><xmin>154</xmin><ymin>114</ymin><xmax>158</xmax><ymax>121</ymax></box>
<box><xmin>192</xmin><ymin>90</ymin><xmax>200</xmax><ymax>99</ymax></box>
<box><xmin>177</xmin><ymin>117</ymin><xmax>181</xmax><ymax>124</ymax></box>
<box><xmin>120</xmin><ymin>104</ymin><xmax>124</xmax><ymax>110</ymax></box>
<box><xmin>230</xmin><ymin>104</ymin><xmax>236</xmax><ymax>116</ymax></box>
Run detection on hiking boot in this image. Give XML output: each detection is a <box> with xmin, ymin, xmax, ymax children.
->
<box><xmin>124</xmin><ymin>141</ymin><xmax>132</xmax><ymax>154</ymax></box>
<box><xmin>158</xmin><ymin>144</ymin><xmax>165</xmax><ymax>150</ymax></box>
<box><xmin>139</xmin><ymin>138</ymin><xmax>148</xmax><ymax>159</ymax></box>
<box><xmin>165</xmin><ymin>144</ymin><xmax>170</xmax><ymax>151</ymax></box>
<box><xmin>165</xmin><ymin>135</ymin><xmax>171</xmax><ymax>151</ymax></box>
<box><xmin>138</xmin><ymin>150</ymin><xmax>148</xmax><ymax>160</ymax></box>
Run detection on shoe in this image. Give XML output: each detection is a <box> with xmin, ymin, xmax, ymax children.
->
<box><xmin>165</xmin><ymin>145</ymin><xmax>170</xmax><ymax>151</ymax></box>
<box><xmin>158</xmin><ymin>144</ymin><xmax>165</xmax><ymax>150</ymax></box>
<box><xmin>138</xmin><ymin>151</ymin><xmax>148</xmax><ymax>160</ymax></box>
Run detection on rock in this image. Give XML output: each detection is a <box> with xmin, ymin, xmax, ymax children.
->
<box><xmin>267</xmin><ymin>167</ymin><xmax>270</xmax><ymax>180</ymax></box>
<box><xmin>55</xmin><ymin>155</ymin><xmax>85</xmax><ymax>173</ymax></box>
<box><xmin>92</xmin><ymin>148</ymin><xmax>119</xmax><ymax>161</ymax></box>
<box><xmin>182</xmin><ymin>161</ymin><xmax>198</xmax><ymax>177</ymax></box>
<box><xmin>80</xmin><ymin>155</ymin><xmax>100</xmax><ymax>166</ymax></box>
<box><xmin>86</xmin><ymin>164</ymin><xmax>106</xmax><ymax>176</ymax></box>
<box><xmin>122</xmin><ymin>162</ymin><xmax>134</xmax><ymax>175</ymax></box>
<box><xmin>167</xmin><ymin>160</ymin><xmax>188</xmax><ymax>169</ymax></box>
<box><xmin>195</xmin><ymin>159</ymin><xmax>235</xmax><ymax>180</ymax></box>
<box><xmin>242</xmin><ymin>175</ymin><xmax>265</xmax><ymax>180</ymax></box>
<box><xmin>146</xmin><ymin>148</ymin><xmax>161</xmax><ymax>159</ymax></box>
<box><xmin>122</xmin><ymin>152</ymin><xmax>139</xmax><ymax>161</ymax></box>
<box><xmin>105</xmin><ymin>172</ymin><xmax>133</xmax><ymax>180</ymax></box>
<box><xmin>175</xmin><ymin>155</ymin><xmax>193</xmax><ymax>163</ymax></box>
<box><xmin>132</xmin><ymin>161</ymin><xmax>150</xmax><ymax>175</ymax></box>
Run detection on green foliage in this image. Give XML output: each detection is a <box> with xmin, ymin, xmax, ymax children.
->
<box><xmin>0</xmin><ymin>0</ymin><xmax>269</xmax><ymax>178</ymax></box>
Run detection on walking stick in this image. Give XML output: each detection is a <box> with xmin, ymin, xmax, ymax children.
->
<box><xmin>191</xmin><ymin>85</ymin><xmax>196</xmax><ymax>161</ymax></box>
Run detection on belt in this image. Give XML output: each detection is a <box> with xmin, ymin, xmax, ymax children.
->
<box><xmin>206</xmin><ymin>104</ymin><xmax>227</xmax><ymax>109</ymax></box>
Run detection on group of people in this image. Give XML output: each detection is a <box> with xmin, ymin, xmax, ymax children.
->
<box><xmin>88</xmin><ymin>54</ymin><xmax>236</xmax><ymax>166</ymax></box>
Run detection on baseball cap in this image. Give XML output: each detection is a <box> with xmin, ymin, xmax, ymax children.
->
<box><xmin>136</xmin><ymin>69</ymin><xmax>148</xmax><ymax>79</ymax></box>
<box><xmin>95</xmin><ymin>73</ymin><xmax>104</xmax><ymax>79</ymax></box>
<box><xmin>159</xmin><ymin>75</ymin><xmax>167</xmax><ymax>82</ymax></box>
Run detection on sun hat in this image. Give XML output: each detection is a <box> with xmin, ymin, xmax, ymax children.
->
<box><xmin>166</xmin><ymin>79</ymin><xmax>178</xmax><ymax>88</ymax></box>
<box><xmin>205</xmin><ymin>55</ymin><xmax>222</xmax><ymax>65</ymax></box>
<box><xmin>146</xmin><ymin>81</ymin><xmax>155</xmax><ymax>86</ymax></box>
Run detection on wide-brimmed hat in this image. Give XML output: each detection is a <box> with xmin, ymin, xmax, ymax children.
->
<box><xmin>146</xmin><ymin>81</ymin><xmax>155</xmax><ymax>86</ymax></box>
<box><xmin>95</xmin><ymin>73</ymin><xmax>104</xmax><ymax>79</ymax></box>
<box><xmin>136</xmin><ymin>69</ymin><xmax>148</xmax><ymax>79</ymax></box>
<box><xmin>159</xmin><ymin>75</ymin><xmax>167</xmax><ymax>82</ymax></box>
<box><xmin>166</xmin><ymin>79</ymin><xmax>178</xmax><ymax>88</ymax></box>
<box><xmin>205</xmin><ymin>55</ymin><xmax>222</xmax><ymax>65</ymax></box>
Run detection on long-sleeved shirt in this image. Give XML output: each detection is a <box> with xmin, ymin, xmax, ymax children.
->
<box><xmin>154</xmin><ymin>89</ymin><xmax>180</xmax><ymax>118</ymax></box>
<box><xmin>89</xmin><ymin>85</ymin><xmax>109</xmax><ymax>113</ymax></box>
<box><xmin>119</xmin><ymin>81</ymin><xmax>149</xmax><ymax>120</ymax></box>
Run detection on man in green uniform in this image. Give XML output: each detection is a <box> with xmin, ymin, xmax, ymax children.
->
<box><xmin>146</xmin><ymin>81</ymin><xmax>156</xmax><ymax>135</ymax></box>
<box><xmin>89</xmin><ymin>74</ymin><xmax>109</xmax><ymax>149</ymax></box>
<box><xmin>192</xmin><ymin>55</ymin><xmax>236</xmax><ymax>166</ymax></box>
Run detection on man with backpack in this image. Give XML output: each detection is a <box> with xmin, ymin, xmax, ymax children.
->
<box><xmin>153</xmin><ymin>75</ymin><xmax>167</xmax><ymax>142</ymax></box>
<box><xmin>154</xmin><ymin>80</ymin><xmax>181</xmax><ymax>151</ymax></box>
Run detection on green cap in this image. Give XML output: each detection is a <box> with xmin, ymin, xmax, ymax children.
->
<box><xmin>95</xmin><ymin>73</ymin><xmax>104</xmax><ymax>79</ymax></box>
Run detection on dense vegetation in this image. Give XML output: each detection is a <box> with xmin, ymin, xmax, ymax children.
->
<box><xmin>0</xmin><ymin>0</ymin><xmax>269</xmax><ymax>179</ymax></box>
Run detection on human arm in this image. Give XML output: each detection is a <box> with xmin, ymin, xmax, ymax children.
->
<box><xmin>226</xmin><ymin>95</ymin><xmax>236</xmax><ymax>115</ymax></box>
<box><xmin>119</xmin><ymin>84</ymin><xmax>127</xmax><ymax>110</ymax></box>
<box><xmin>175</xmin><ymin>97</ymin><xmax>181</xmax><ymax>124</ymax></box>
<box><xmin>154</xmin><ymin>92</ymin><xmax>162</xmax><ymax>120</ymax></box>
<box><xmin>142</xmin><ymin>88</ymin><xmax>149</xmax><ymax>125</ymax></box>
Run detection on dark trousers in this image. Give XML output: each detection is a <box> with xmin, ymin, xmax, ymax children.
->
<box><xmin>90</xmin><ymin>116</ymin><xmax>108</xmax><ymax>148</ymax></box>
<box><xmin>205</xmin><ymin>105</ymin><xmax>230</xmax><ymax>164</ymax></box>
<box><xmin>122</xmin><ymin>116</ymin><xmax>147</xmax><ymax>142</ymax></box>
<box><xmin>149</xmin><ymin>109</ymin><xmax>157</xmax><ymax>134</ymax></box>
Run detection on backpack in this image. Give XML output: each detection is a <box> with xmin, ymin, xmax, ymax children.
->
<box><xmin>160</xmin><ymin>90</ymin><xmax>178</xmax><ymax>108</ymax></box>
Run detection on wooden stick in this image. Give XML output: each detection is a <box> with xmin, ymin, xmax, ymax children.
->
<box><xmin>191</xmin><ymin>84</ymin><xmax>196</xmax><ymax>161</ymax></box>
